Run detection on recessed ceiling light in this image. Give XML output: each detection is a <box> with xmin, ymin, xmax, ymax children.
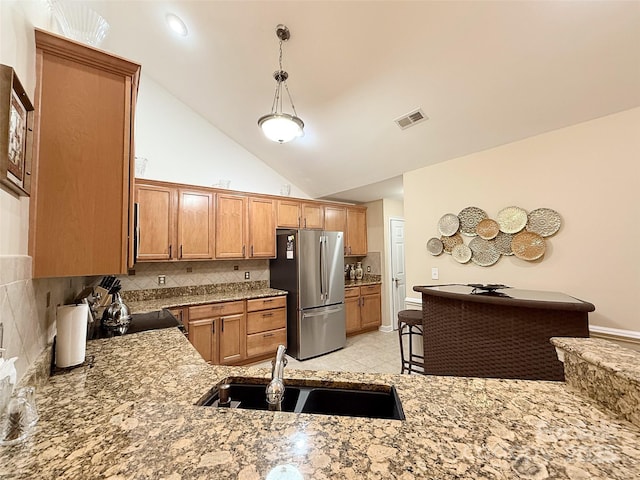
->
<box><xmin>166</xmin><ymin>13</ymin><xmax>188</xmax><ymax>37</ymax></box>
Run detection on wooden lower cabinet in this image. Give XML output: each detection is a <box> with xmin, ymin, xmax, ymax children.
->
<box><xmin>345</xmin><ymin>284</ymin><xmax>382</xmax><ymax>335</ymax></box>
<box><xmin>167</xmin><ymin>307</ymin><xmax>188</xmax><ymax>336</ymax></box>
<box><xmin>246</xmin><ymin>296</ymin><xmax>287</xmax><ymax>360</ymax></box>
<box><xmin>186</xmin><ymin>295</ymin><xmax>287</xmax><ymax>365</ymax></box>
<box><xmin>188</xmin><ymin>301</ymin><xmax>245</xmax><ymax>365</ymax></box>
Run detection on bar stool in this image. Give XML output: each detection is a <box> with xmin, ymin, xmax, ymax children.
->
<box><xmin>398</xmin><ymin>310</ymin><xmax>425</xmax><ymax>374</ymax></box>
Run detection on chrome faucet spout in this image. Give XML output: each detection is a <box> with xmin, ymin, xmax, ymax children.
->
<box><xmin>266</xmin><ymin>344</ymin><xmax>287</xmax><ymax>411</ymax></box>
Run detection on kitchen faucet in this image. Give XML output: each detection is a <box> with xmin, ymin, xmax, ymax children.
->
<box><xmin>266</xmin><ymin>344</ymin><xmax>287</xmax><ymax>411</ymax></box>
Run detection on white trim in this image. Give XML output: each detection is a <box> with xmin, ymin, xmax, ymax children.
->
<box><xmin>379</xmin><ymin>325</ymin><xmax>394</xmax><ymax>333</ymax></box>
<box><xmin>589</xmin><ymin>325</ymin><xmax>640</xmax><ymax>344</ymax></box>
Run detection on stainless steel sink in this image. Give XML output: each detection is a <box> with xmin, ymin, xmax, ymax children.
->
<box><xmin>196</xmin><ymin>377</ymin><xmax>405</xmax><ymax>420</ymax></box>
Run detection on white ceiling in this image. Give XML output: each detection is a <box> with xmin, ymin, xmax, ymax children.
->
<box><xmin>86</xmin><ymin>1</ymin><xmax>639</xmax><ymax>203</ymax></box>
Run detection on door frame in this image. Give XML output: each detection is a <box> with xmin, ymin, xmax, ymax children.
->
<box><xmin>387</xmin><ymin>216</ymin><xmax>405</xmax><ymax>331</ymax></box>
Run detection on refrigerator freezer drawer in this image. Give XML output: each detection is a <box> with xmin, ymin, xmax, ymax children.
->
<box><xmin>296</xmin><ymin>304</ymin><xmax>346</xmax><ymax>360</ymax></box>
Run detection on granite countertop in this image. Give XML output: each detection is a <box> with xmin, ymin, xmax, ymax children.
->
<box><xmin>344</xmin><ymin>279</ymin><xmax>381</xmax><ymax>288</ymax></box>
<box><xmin>127</xmin><ymin>288</ymin><xmax>288</xmax><ymax>314</ymax></box>
<box><xmin>2</xmin><ymin>330</ymin><xmax>639</xmax><ymax>479</ymax></box>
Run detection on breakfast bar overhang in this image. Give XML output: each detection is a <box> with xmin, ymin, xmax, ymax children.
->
<box><xmin>413</xmin><ymin>284</ymin><xmax>595</xmax><ymax>381</ymax></box>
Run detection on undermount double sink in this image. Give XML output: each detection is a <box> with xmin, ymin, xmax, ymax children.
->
<box><xmin>196</xmin><ymin>377</ymin><xmax>405</xmax><ymax>421</ymax></box>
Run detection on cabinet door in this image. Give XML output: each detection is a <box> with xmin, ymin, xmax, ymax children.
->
<box><xmin>219</xmin><ymin>313</ymin><xmax>245</xmax><ymax>365</ymax></box>
<box><xmin>188</xmin><ymin>318</ymin><xmax>215</xmax><ymax>363</ymax></box>
<box><xmin>135</xmin><ymin>184</ymin><xmax>175</xmax><ymax>261</ymax></box>
<box><xmin>301</xmin><ymin>203</ymin><xmax>324</xmax><ymax>229</ymax></box>
<box><xmin>31</xmin><ymin>30</ymin><xmax>140</xmax><ymax>278</ymax></box>
<box><xmin>277</xmin><ymin>200</ymin><xmax>300</xmax><ymax>228</ymax></box>
<box><xmin>346</xmin><ymin>207</ymin><xmax>368</xmax><ymax>256</ymax></box>
<box><xmin>360</xmin><ymin>293</ymin><xmax>382</xmax><ymax>329</ymax></box>
<box><xmin>177</xmin><ymin>189</ymin><xmax>214</xmax><ymax>259</ymax></box>
<box><xmin>168</xmin><ymin>307</ymin><xmax>187</xmax><ymax>335</ymax></box>
<box><xmin>216</xmin><ymin>194</ymin><xmax>247</xmax><ymax>258</ymax></box>
<box><xmin>345</xmin><ymin>294</ymin><xmax>361</xmax><ymax>334</ymax></box>
<box><xmin>248</xmin><ymin>197</ymin><xmax>276</xmax><ymax>258</ymax></box>
<box><xmin>324</xmin><ymin>206</ymin><xmax>347</xmax><ymax>234</ymax></box>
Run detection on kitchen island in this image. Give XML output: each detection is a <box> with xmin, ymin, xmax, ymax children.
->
<box><xmin>1</xmin><ymin>328</ymin><xmax>638</xmax><ymax>479</ymax></box>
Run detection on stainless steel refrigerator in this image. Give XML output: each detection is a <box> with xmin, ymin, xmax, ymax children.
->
<box><xmin>270</xmin><ymin>229</ymin><xmax>346</xmax><ymax>360</ymax></box>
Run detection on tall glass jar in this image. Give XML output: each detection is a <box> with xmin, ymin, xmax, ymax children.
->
<box><xmin>355</xmin><ymin>262</ymin><xmax>363</xmax><ymax>280</ymax></box>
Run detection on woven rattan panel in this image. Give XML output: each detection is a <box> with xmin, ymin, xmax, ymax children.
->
<box><xmin>422</xmin><ymin>295</ymin><xmax>589</xmax><ymax>381</ymax></box>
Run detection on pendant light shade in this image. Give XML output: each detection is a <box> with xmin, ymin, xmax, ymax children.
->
<box><xmin>258</xmin><ymin>25</ymin><xmax>304</xmax><ymax>143</ymax></box>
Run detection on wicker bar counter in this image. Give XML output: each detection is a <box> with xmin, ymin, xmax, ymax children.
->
<box><xmin>413</xmin><ymin>284</ymin><xmax>595</xmax><ymax>381</ymax></box>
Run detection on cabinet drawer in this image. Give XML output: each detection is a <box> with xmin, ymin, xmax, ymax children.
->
<box><xmin>247</xmin><ymin>308</ymin><xmax>286</xmax><ymax>335</ymax></box>
<box><xmin>246</xmin><ymin>296</ymin><xmax>287</xmax><ymax>312</ymax></box>
<box><xmin>345</xmin><ymin>287</ymin><xmax>360</xmax><ymax>298</ymax></box>
<box><xmin>188</xmin><ymin>301</ymin><xmax>244</xmax><ymax>320</ymax></box>
<box><xmin>247</xmin><ymin>328</ymin><xmax>287</xmax><ymax>358</ymax></box>
<box><xmin>360</xmin><ymin>284</ymin><xmax>381</xmax><ymax>296</ymax></box>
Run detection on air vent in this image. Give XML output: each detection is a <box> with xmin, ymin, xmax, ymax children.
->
<box><xmin>394</xmin><ymin>108</ymin><xmax>428</xmax><ymax>130</ymax></box>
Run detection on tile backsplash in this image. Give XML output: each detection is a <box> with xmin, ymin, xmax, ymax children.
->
<box><xmin>117</xmin><ymin>260</ymin><xmax>270</xmax><ymax>291</ymax></box>
<box><xmin>0</xmin><ymin>255</ymin><xmax>87</xmax><ymax>383</ymax></box>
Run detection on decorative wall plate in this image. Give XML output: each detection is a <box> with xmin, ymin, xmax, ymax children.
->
<box><xmin>497</xmin><ymin>206</ymin><xmax>528</xmax><ymax>233</ymax></box>
<box><xmin>427</xmin><ymin>237</ymin><xmax>444</xmax><ymax>256</ymax></box>
<box><xmin>441</xmin><ymin>233</ymin><xmax>463</xmax><ymax>254</ymax></box>
<box><xmin>438</xmin><ymin>213</ymin><xmax>460</xmax><ymax>236</ymax></box>
<box><xmin>476</xmin><ymin>218</ymin><xmax>499</xmax><ymax>240</ymax></box>
<box><xmin>452</xmin><ymin>243</ymin><xmax>472</xmax><ymax>263</ymax></box>
<box><xmin>469</xmin><ymin>237</ymin><xmax>500</xmax><ymax>266</ymax></box>
<box><xmin>526</xmin><ymin>208</ymin><xmax>562</xmax><ymax>237</ymax></box>
<box><xmin>493</xmin><ymin>231</ymin><xmax>514</xmax><ymax>256</ymax></box>
<box><xmin>512</xmin><ymin>231</ymin><xmax>546</xmax><ymax>260</ymax></box>
<box><xmin>458</xmin><ymin>207</ymin><xmax>488</xmax><ymax>236</ymax></box>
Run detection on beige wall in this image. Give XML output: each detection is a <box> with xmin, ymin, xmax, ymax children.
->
<box><xmin>404</xmin><ymin>108</ymin><xmax>640</xmax><ymax>335</ymax></box>
<box><xmin>0</xmin><ymin>2</ymin><xmax>88</xmax><ymax>382</ymax></box>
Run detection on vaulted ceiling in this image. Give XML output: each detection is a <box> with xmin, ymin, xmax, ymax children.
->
<box><xmin>86</xmin><ymin>1</ymin><xmax>639</xmax><ymax>202</ymax></box>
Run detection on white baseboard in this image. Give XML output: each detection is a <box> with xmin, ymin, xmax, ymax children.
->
<box><xmin>404</xmin><ymin>297</ymin><xmax>640</xmax><ymax>345</ymax></box>
<box><xmin>379</xmin><ymin>325</ymin><xmax>393</xmax><ymax>333</ymax></box>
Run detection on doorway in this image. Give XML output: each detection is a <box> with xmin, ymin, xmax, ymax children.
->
<box><xmin>389</xmin><ymin>218</ymin><xmax>405</xmax><ymax>330</ymax></box>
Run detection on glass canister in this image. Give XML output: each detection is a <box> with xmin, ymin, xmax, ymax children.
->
<box><xmin>355</xmin><ymin>262</ymin><xmax>364</xmax><ymax>280</ymax></box>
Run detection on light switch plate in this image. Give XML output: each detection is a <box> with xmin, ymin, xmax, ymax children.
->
<box><xmin>431</xmin><ymin>268</ymin><xmax>439</xmax><ymax>280</ymax></box>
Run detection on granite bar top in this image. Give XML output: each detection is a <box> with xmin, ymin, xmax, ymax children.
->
<box><xmin>2</xmin><ymin>330</ymin><xmax>639</xmax><ymax>479</ymax></box>
<box><xmin>126</xmin><ymin>288</ymin><xmax>287</xmax><ymax>314</ymax></box>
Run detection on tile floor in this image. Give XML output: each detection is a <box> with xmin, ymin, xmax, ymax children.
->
<box><xmin>247</xmin><ymin>329</ymin><xmax>403</xmax><ymax>374</ymax></box>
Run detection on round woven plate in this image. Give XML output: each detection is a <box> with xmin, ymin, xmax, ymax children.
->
<box><xmin>493</xmin><ymin>231</ymin><xmax>514</xmax><ymax>256</ymax></box>
<box><xmin>526</xmin><ymin>208</ymin><xmax>561</xmax><ymax>237</ymax></box>
<box><xmin>469</xmin><ymin>237</ymin><xmax>500</xmax><ymax>266</ymax></box>
<box><xmin>438</xmin><ymin>213</ymin><xmax>460</xmax><ymax>236</ymax></box>
<box><xmin>458</xmin><ymin>207</ymin><xmax>488</xmax><ymax>236</ymax></box>
<box><xmin>427</xmin><ymin>237</ymin><xmax>444</xmax><ymax>256</ymax></box>
<box><xmin>497</xmin><ymin>206</ymin><xmax>528</xmax><ymax>234</ymax></box>
<box><xmin>452</xmin><ymin>243</ymin><xmax>472</xmax><ymax>263</ymax></box>
<box><xmin>476</xmin><ymin>218</ymin><xmax>499</xmax><ymax>240</ymax></box>
<box><xmin>512</xmin><ymin>231</ymin><xmax>546</xmax><ymax>260</ymax></box>
<box><xmin>441</xmin><ymin>233</ymin><xmax>463</xmax><ymax>254</ymax></box>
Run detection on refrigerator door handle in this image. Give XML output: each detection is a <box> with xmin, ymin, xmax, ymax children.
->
<box><xmin>320</xmin><ymin>235</ymin><xmax>328</xmax><ymax>300</ymax></box>
<box><xmin>303</xmin><ymin>306</ymin><xmax>343</xmax><ymax>318</ymax></box>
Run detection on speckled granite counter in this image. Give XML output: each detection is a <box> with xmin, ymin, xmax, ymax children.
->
<box><xmin>2</xmin><ymin>330</ymin><xmax>639</xmax><ymax>479</ymax></box>
<box><xmin>344</xmin><ymin>279</ymin><xmax>381</xmax><ymax>288</ymax></box>
<box><xmin>126</xmin><ymin>288</ymin><xmax>287</xmax><ymax>314</ymax></box>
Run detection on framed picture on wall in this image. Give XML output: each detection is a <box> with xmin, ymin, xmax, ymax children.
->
<box><xmin>0</xmin><ymin>64</ymin><xmax>34</xmax><ymax>196</ymax></box>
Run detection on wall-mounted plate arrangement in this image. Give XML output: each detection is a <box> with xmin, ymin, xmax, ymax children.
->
<box><xmin>427</xmin><ymin>206</ymin><xmax>561</xmax><ymax>267</ymax></box>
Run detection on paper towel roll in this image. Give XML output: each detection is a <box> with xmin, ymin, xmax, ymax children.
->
<box><xmin>56</xmin><ymin>304</ymin><xmax>88</xmax><ymax>368</ymax></box>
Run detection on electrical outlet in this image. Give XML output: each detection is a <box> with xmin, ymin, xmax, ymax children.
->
<box><xmin>244</xmin><ymin>272</ymin><xmax>250</xmax><ymax>280</ymax></box>
<box><xmin>234</xmin><ymin>265</ymin><xmax>239</xmax><ymax>271</ymax></box>
<box><xmin>431</xmin><ymin>268</ymin><xmax>439</xmax><ymax>280</ymax></box>
<box><xmin>186</xmin><ymin>267</ymin><xmax>193</xmax><ymax>273</ymax></box>
<box><xmin>158</xmin><ymin>275</ymin><xmax>166</xmax><ymax>285</ymax></box>
<box><xmin>367</xmin><ymin>266</ymin><xmax>371</xmax><ymax>273</ymax></box>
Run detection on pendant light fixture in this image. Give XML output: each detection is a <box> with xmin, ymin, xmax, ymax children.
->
<box><xmin>258</xmin><ymin>24</ymin><xmax>304</xmax><ymax>143</ymax></box>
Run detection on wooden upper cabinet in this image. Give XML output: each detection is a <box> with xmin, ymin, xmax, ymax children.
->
<box><xmin>324</xmin><ymin>206</ymin><xmax>347</xmax><ymax>234</ymax></box>
<box><xmin>301</xmin><ymin>203</ymin><xmax>324</xmax><ymax>229</ymax></box>
<box><xmin>178</xmin><ymin>189</ymin><xmax>214</xmax><ymax>259</ymax></box>
<box><xmin>248</xmin><ymin>197</ymin><xmax>276</xmax><ymax>258</ymax></box>
<box><xmin>135</xmin><ymin>183</ymin><xmax>175</xmax><ymax>261</ymax></box>
<box><xmin>346</xmin><ymin>207</ymin><xmax>368</xmax><ymax>256</ymax></box>
<box><xmin>30</xmin><ymin>29</ymin><xmax>140</xmax><ymax>277</ymax></box>
<box><xmin>216</xmin><ymin>193</ymin><xmax>247</xmax><ymax>258</ymax></box>
<box><xmin>276</xmin><ymin>199</ymin><xmax>301</xmax><ymax>228</ymax></box>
